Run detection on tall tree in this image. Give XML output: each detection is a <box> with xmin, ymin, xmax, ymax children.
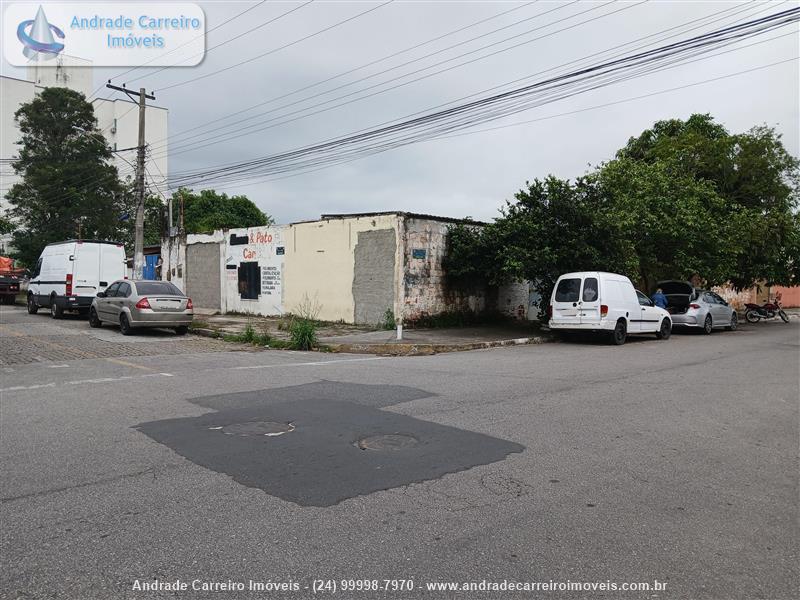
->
<box><xmin>446</xmin><ymin>114</ymin><xmax>800</xmax><ymax>314</ymax></box>
<box><xmin>173</xmin><ymin>188</ymin><xmax>273</xmax><ymax>234</ymax></box>
<box><xmin>6</xmin><ymin>87</ymin><xmax>123</xmax><ymax>266</ymax></box>
<box><xmin>618</xmin><ymin>114</ymin><xmax>800</xmax><ymax>287</ymax></box>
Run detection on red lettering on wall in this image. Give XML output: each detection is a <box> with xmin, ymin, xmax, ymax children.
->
<box><xmin>248</xmin><ymin>231</ymin><xmax>273</xmax><ymax>244</ymax></box>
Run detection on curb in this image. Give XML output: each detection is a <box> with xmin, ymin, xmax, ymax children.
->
<box><xmin>190</xmin><ymin>327</ymin><xmax>554</xmax><ymax>355</ymax></box>
<box><xmin>323</xmin><ymin>335</ymin><xmax>553</xmax><ymax>356</ymax></box>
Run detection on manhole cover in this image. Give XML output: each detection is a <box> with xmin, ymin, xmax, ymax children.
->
<box><xmin>356</xmin><ymin>434</ymin><xmax>418</xmax><ymax>451</ymax></box>
<box><xmin>212</xmin><ymin>421</ymin><xmax>295</xmax><ymax>437</ymax></box>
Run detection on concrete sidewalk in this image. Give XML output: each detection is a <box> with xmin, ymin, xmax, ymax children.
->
<box><xmin>320</xmin><ymin>324</ymin><xmax>551</xmax><ymax>355</ymax></box>
<box><xmin>190</xmin><ymin>312</ymin><xmax>550</xmax><ymax>355</ymax></box>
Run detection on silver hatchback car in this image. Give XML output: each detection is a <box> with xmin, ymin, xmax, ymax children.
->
<box><xmin>657</xmin><ymin>280</ymin><xmax>737</xmax><ymax>333</ymax></box>
<box><xmin>89</xmin><ymin>280</ymin><xmax>194</xmax><ymax>335</ymax></box>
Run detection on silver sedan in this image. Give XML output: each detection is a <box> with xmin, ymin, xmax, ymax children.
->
<box><xmin>657</xmin><ymin>280</ymin><xmax>737</xmax><ymax>334</ymax></box>
<box><xmin>89</xmin><ymin>280</ymin><xmax>194</xmax><ymax>335</ymax></box>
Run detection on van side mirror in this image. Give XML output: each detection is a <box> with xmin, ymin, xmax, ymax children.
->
<box><xmin>96</xmin><ymin>291</ymin><xmax>106</xmax><ymax>298</ymax></box>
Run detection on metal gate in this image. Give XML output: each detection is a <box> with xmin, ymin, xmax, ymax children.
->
<box><xmin>186</xmin><ymin>243</ymin><xmax>221</xmax><ymax>311</ymax></box>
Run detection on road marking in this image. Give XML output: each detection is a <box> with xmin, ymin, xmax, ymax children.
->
<box><xmin>1</xmin><ymin>382</ymin><xmax>56</xmax><ymax>392</ymax></box>
<box><xmin>232</xmin><ymin>356</ymin><xmax>387</xmax><ymax>370</ymax></box>
<box><xmin>48</xmin><ymin>364</ymin><xmax>69</xmax><ymax>368</ymax></box>
<box><xmin>105</xmin><ymin>357</ymin><xmax>153</xmax><ymax>371</ymax></box>
<box><xmin>0</xmin><ymin>372</ymin><xmax>173</xmax><ymax>393</ymax></box>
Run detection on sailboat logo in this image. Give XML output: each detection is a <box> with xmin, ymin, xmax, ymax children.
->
<box><xmin>17</xmin><ymin>5</ymin><xmax>65</xmax><ymax>60</ymax></box>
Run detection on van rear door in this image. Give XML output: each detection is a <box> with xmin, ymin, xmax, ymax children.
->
<box><xmin>99</xmin><ymin>244</ymin><xmax>126</xmax><ymax>291</ymax></box>
<box><xmin>578</xmin><ymin>275</ymin><xmax>601</xmax><ymax>324</ymax></box>
<box><xmin>551</xmin><ymin>276</ymin><xmax>582</xmax><ymax>325</ymax></box>
<box><xmin>72</xmin><ymin>242</ymin><xmax>101</xmax><ymax>296</ymax></box>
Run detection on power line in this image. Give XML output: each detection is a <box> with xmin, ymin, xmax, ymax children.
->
<box><xmin>185</xmin><ymin>56</ymin><xmax>798</xmax><ymax>194</ymax></box>
<box><xmin>156</xmin><ymin>0</ymin><xmax>765</xmax><ymax>163</ymax></box>
<box><xmin>150</xmin><ymin>0</ymin><xmax>637</xmax><ymax>158</ymax></box>
<box><xmin>155</xmin><ymin>0</ymin><xmax>780</xmax><ymax>161</ymax></box>
<box><xmin>162</xmin><ymin>8</ymin><xmax>800</xmax><ymax>188</ymax></box>
<box><xmin>127</xmin><ymin>1</ymin><xmax>315</xmax><ymax>84</ymax></box>
<box><xmin>155</xmin><ymin>0</ymin><xmax>396</xmax><ymax>92</ymax></box>
<box><xmin>150</xmin><ymin>0</ymin><xmax>541</xmax><ymax>146</ymax></box>
<box><xmin>87</xmin><ymin>0</ymin><xmax>272</xmax><ymax>99</ymax></box>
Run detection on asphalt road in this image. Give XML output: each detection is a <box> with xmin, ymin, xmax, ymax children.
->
<box><xmin>1</xmin><ymin>304</ymin><xmax>797</xmax><ymax>599</ymax></box>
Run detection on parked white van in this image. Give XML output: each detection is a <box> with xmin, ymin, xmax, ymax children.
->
<box><xmin>27</xmin><ymin>240</ymin><xmax>126</xmax><ymax>318</ymax></box>
<box><xmin>548</xmin><ymin>271</ymin><xmax>672</xmax><ymax>345</ymax></box>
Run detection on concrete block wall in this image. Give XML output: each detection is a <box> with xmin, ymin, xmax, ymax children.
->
<box><xmin>283</xmin><ymin>215</ymin><xmax>402</xmax><ymax>323</ymax></box>
<box><xmin>160</xmin><ymin>213</ymin><xmax>535</xmax><ymax>323</ymax></box>
<box><xmin>400</xmin><ymin>217</ymin><xmax>489</xmax><ymax>322</ymax></box>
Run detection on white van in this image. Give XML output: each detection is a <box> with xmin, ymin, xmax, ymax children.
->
<box><xmin>548</xmin><ymin>271</ymin><xmax>671</xmax><ymax>345</ymax></box>
<box><xmin>27</xmin><ymin>240</ymin><xmax>126</xmax><ymax>318</ymax></box>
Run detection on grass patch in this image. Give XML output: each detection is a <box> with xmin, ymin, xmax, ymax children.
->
<box><xmin>288</xmin><ymin>318</ymin><xmax>318</xmax><ymax>350</ymax></box>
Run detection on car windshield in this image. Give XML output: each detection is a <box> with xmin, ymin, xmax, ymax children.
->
<box><xmin>135</xmin><ymin>281</ymin><xmax>184</xmax><ymax>296</ymax></box>
<box><xmin>555</xmin><ymin>278</ymin><xmax>581</xmax><ymax>302</ymax></box>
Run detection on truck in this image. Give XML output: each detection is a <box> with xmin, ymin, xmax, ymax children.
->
<box><xmin>0</xmin><ymin>256</ymin><xmax>25</xmax><ymax>305</ymax></box>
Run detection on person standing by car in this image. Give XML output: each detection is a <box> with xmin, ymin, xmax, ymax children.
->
<box><xmin>651</xmin><ymin>288</ymin><xmax>668</xmax><ymax>309</ymax></box>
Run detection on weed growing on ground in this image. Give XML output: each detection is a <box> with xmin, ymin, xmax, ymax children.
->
<box><xmin>380</xmin><ymin>308</ymin><xmax>395</xmax><ymax>330</ymax></box>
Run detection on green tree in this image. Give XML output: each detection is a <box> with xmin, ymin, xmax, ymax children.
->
<box><xmin>6</xmin><ymin>87</ymin><xmax>122</xmax><ymax>266</ymax></box>
<box><xmin>594</xmin><ymin>158</ymin><xmax>743</xmax><ymax>290</ymax></box>
<box><xmin>445</xmin><ymin>175</ymin><xmax>625</xmax><ymax>314</ymax></box>
<box><xmin>618</xmin><ymin>114</ymin><xmax>800</xmax><ymax>287</ymax></box>
<box><xmin>173</xmin><ymin>188</ymin><xmax>273</xmax><ymax>233</ymax></box>
<box><xmin>0</xmin><ymin>215</ymin><xmax>14</xmax><ymax>236</ymax></box>
<box><xmin>446</xmin><ymin>114</ymin><xmax>799</xmax><ymax>311</ymax></box>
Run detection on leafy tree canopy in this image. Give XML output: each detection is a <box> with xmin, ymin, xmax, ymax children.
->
<box><xmin>446</xmin><ymin>114</ymin><xmax>800</xmax><ymax>313</ymax></box>
<box><xmin>6</xmin><ymin>87</ymin><xmax>123</xmax><ymax>266</ymax></box>
<box><xmin>173</xmin><ymin>188</ymin><xmax>273</xmax><ymax>233</ymax></box>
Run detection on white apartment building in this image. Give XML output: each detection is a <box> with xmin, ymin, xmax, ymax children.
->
<box><xmin>0</xmin><ymin>55</ymin><xmax>168</xmax><ymax>254</ymax></box>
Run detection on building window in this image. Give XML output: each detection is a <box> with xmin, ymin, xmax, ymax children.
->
<box><xmin>238</xmin><ymin>261</ymin><xmax>260</xmax><ymax>299</ymax></box>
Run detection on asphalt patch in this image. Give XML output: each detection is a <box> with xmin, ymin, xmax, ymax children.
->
<box><xmin>188</xmin><ymin>380</ymin><xmax>434</xmax><ymax>411</ymax></box>
<box><xmin>136</xmin><ymin>385</ymin><xmax>524</xmax><ymax>507</ymax></box>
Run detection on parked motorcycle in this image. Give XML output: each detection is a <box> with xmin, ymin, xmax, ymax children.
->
<box><xmin>744</xmin><ymin>300</ymin><xmax>789</xmax><ymax>323</ymax></box>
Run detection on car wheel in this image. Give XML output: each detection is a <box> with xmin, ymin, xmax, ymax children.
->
<box><xmin>702</xmin><ymin>314</ymin><xmax>713</xmax><ymax>334</ymax></box>
<box><xmin>726</xmin><ymin>312</ymin><xmax>738</xmax><ymax>331</ymax></box>
<box><xmin>89</xmin><ymin>308</ymin><xmax>102</xmax><ymax>328</ymax></box>
<box><xmin>119</xmin><ymin>313</ymin><xmax>133</xmax><ymax>336</ymax></box>
<box><xmin>175</xmin><ymin>325</ymin><xmax>189</xmax><ymax>336</ymax></box>
<box><xmin>779</xmin><ymin>310</ymin><xmax>790</xmax><ymax>323</ymax></box>
<box><xmin>27</xmin><ymin>294</ymin><xmax>38</xmax><ymax>314</ymax></box>
<box><xmin>50</xmin><ymin>297</ymin><xmax>63</xmax><ymax>319</ymax></box>
<box><xmin>656</xmin><ymin>318</ymin><xmax>672</xmax><ymax>340</ymax></box>
<box><xmin>611</xmin><ymin>320</ymin><xmax>627</xmax><ymax>345</ymax></box>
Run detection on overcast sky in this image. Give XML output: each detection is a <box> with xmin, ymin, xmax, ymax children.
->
<box><xmin>3</xmin><ymin>1</ymin><xmax>799</xmax><ymax>224</ymax></box>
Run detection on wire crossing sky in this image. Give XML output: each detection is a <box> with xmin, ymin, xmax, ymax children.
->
<box><xmin>2</xmin><ymin>1</ymin><xmax>797</xmax><ymax>223</ymax></box>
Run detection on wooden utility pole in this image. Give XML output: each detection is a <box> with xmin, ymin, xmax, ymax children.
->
<box><xmin>106</xmin><ymin>82</ymin><xmax>155</xmax><ymax>279</ymax></box>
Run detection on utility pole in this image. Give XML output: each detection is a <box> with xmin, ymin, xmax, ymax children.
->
<box><xmin>106</xmin><ymin>81</ymin><xmax>155</xmax><ymax>280</ymax></box>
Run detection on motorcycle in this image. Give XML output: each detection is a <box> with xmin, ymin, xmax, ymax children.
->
<box><xmin>744</xmin><ymin>299</ymin><xmax>789</xmax><ymax>323</ymax></box>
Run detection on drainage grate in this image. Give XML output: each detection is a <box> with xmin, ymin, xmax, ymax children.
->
<box><xmin>211</xmin><ymin>421</ymin><xmax>295</xmax><ymax>437</ymax></box>
<box><xmin>356</xmin><ymin>433</ymin><xmax>418</xmax><ymax>451</ymax></box>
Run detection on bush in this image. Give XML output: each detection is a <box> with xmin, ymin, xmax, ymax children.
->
<box><xmin>381</xmin><ymin>308</ymin><xmax>395</xmax><ymax>330</ymax></box>
<box><xmin>289</xmin><ymin>318</ymin><xmax>317</xmax><ymax>350</ymax></box>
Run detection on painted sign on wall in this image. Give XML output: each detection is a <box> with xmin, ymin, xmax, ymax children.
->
<box><xmin>224</xmin><ymin>226</ymin><xmax>285</xmax><ymax>315</ymax></box>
